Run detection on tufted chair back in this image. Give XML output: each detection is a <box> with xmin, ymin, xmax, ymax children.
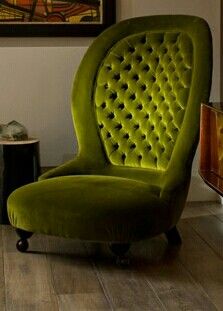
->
<box><xmin>72</xmin><ymin>15</ymin><xmax>212</xmax><ymax>189</ymax></box>
<box><xmin>95</xmin><ymin>31</ymin><xmax>193</xmax><ymax>171</ymax></box>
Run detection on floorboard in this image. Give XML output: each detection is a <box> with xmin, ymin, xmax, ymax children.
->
<box><xmin>178</xmin><ymin>220</ymin><xmax>223</xmax><ymax>310</ymax></box>
<box><xmin>188</xmin><ymin>215</ymin><xmax>223</xmax><ymax>258</ymax></box>
<box><xmin>45</xmin><ymin>236</ymin><xmax>110</xmax><ymax>310</ymax></box>
<box><xmin>87</xmin><ymin>243</ymin><xmax>165</xmax><ymax>311</ymax></box>
<box><xmin>182</xmin><ymin>202</ymin><xmax>213</xmax><ymax>219</ymax></box>
<box><xmin>1</xmin><ymin>202</ymin><xmax>223</xmax><ymax>310</ymax></box>
<box><xmin>206</xmin><ymin>203</ymin><xmax>223</xmax><ymax>216</ymax></box>
<box><xmin>131</xmin><ymin>237</ymin><xmax>217</xmax><ymax>311</ymax></box>
<box><xmin>57</xmin><ymin>293</ymin><xmax>110</xmax><ymax>311</ymax></box>
<box><xmin>2</xmin><ymin>226</ymin><xmax>58</xmax><ymax>311</ymax></box>
<box><xmin>215</xmin><ymin>213</ymin><xmax>223</xmax><ymax>222</ymax></box>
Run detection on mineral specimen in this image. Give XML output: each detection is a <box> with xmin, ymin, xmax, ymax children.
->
<box><xmin>0</xmin><ymin>121</ymin><xmax>28</xmax><ymax>141</ymax></box>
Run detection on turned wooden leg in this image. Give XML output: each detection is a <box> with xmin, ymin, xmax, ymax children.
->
<box><xmin>16</xmin><ymin>229</ymin><xmax>33</xmax><ymax>252</ymax></box>
<box><xmin>165</xmin><ymin>226</ymin><xmax>182</xmax><ymax>246</ymax></box>
<box><xmin>109</xmin><ymin>243</ymin><xmax>131</xmax><ymax>266</ymax></box>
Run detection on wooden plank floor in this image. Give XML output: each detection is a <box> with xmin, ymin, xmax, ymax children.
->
<box><xmin>1</xmin><ymin>201</ymin><xmax>223</xmax><ymax>310</ymax></box>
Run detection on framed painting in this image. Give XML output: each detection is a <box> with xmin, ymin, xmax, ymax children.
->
<box><xmin>0</xmin><ymin>0</ymin><xmax>116</xmax><ymax>36</ymax></box>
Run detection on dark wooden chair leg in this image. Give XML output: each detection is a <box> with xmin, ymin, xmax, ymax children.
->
<box><xmin>165</xmin><ymin>226</ymin><xmax>182</xmax><ymax>246</ymax></box>
<box><xmin>109</xmin><ymin>243</ymin><xmax>131</xmax><ymax>266</ymax></box>
<box><xmin>16</xmin><ymin>228</ymin><xmax>33</xmax><ymax>252</ymax></box>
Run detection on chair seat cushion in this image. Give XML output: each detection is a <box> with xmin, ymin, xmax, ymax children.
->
<box><xmin>7</xmin><ymin>175</ymin><xmax>169</xmax><ymax>242</ymax></box>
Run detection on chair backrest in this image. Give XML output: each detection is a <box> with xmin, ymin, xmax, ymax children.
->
<box><xmin>72</xmin><ymin>15</ymin><xmax>212</xmax><ymax>177</ymax></box>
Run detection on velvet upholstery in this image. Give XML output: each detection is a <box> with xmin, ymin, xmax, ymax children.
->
<box><xmin>7</xmin><ymin>15</ymin><xmax>212</xmax><ymax>243</ymax></box>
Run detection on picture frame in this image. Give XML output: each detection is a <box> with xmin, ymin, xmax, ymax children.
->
<box><xmin>0</xmin><ymin>0</ymin><xmax>116</xmax><ymax>37</ymax></box>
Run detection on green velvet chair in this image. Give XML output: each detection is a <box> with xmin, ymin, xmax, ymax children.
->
<box><xmin>7</xmin><ymin>15</ymin><xmax>212</xmax><ymax>261</ymax></box>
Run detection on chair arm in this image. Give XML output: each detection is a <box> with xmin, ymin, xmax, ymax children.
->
<box><xmin>39</xmin><ymin>156</ymin><xmax>87</xmax><ymax>181</ymax></box>
<box><xmin>160</xmin><ymin>167</ymin><xmax>191</xmax><ymax>199</ymax></box>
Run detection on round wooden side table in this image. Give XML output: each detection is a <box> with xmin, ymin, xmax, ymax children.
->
<box><xmin>0</xmin><ymin>139</ymin><xmax>40</xmax><ymax>224</ymax></box>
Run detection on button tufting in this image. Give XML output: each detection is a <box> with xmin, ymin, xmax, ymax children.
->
<box><xmin>107</xmin><ymin>65</ymin><xmax>112</xmax><ymax>71</ymax></box>
<box><xmin>99</xmin><ymin>124</ymin><xmax>104</xmax><ymax>129</ymax></box>
<box><xmin>110</xmin><ymin>93</ymin><xmax>117</xmax><ymax>100</ymax></box>
<box><xmin>141</xmin><ymin>134</ymin><xmax>146</xmax><ymax>140</ymax></box>
<box><xmin>107</xmin><ymin>132</ymin><xmax>111</xmax><ymax>138</ymax></box>
<box><xmin>151</xmin><ymin>125</ymin><xmax>155</xmax><ymax>130</ymax></box>
<box><xmin>130</xmin><ymin>94</ymin><xmax>136</xmax><ymax>100</ymax></box>
<box><xmin>148</xmin><ymin>95</ymin><xmax>152</xmax><ymax>101</ymax></box>
<box><xmin>113</xmin><ymin>143</ymin><xmax>119</xmax><ymax>150</ymax></box>
<box><xmin>133</xmin><ymin>74</ymin><xmax>139</xmax><ymax>81</ymax></box>
<box><xmin>147</xmin><ymin>47</ymin><xmax>153</xmax><ymax>53</ymax></box>
<box><xmin>137</xmin><ymin>103</ymin><xmax>143</xmax><ymax>110</ymax></box>
<box><xmin>130</xmin><ymin>143</ymin><xmax>136</xmax><ymax>149</ymax></box>
<box><xmin>121</xmin><ymin>83</ymin><xmax>128</xmax><ymax>90</ymax></box>
<box><xmin>147</xmin><ymin>145</ymin><xmax>152</xmax><ymax>151</ymax></box>
<box><xmin>117</xmin><ymin>55</ymin><xmax>124</xmax><ymax>62</ymax></box>
<box><xmin>167</xmin><ymin>86</ymin><xmax>172</xmax><ymax>92</ymax></box>
<box><xmin>143</xmin><ymin>64</ymin><xmax>150</xmax><ymax>72</ymax></box>
<box><xmin>123</xmin><ymin>133</ymin><xmax>129</xmax><ymax>139</ymax></box>
<box><xmin>126</xmin><ymin>113</ymin><xmax>132</xmax><ymax>119</ymax></box>
<box><xmin>108</xmin><ymin>112</ymin><xmax>115</xmax><ymax>119</ymax></box>
<box><xmin>118</xmin><ymin>103</ymin><xmax>125</xmax><ymax>110</ymax></box>
<box><xmin>124</xmin><ymin>64</ymin><xmax>131</xmax><ymax>71</ymax></box>
<box><xmin>145</xmin><ymin>114</ymin><xmax>149</xmax><ymax>119</ymax></box>
<box><xmin>134</xmin><ymin>124</ymin><xmax>140</xmax><ymax>130</ymax></box>
<box><xmin>115</xmin><ymin>123</ymin><xmax>122</xmax><ymax>130</ymax></box>
<box><xmin>159</xmin><ymin>66</ymin><xmax>164</xmax><ymax>72</ymax></box>
<box><xmin>113</xmin><ymin>73</ymin><xmax>120</xmax><ymax>81</ymax></box>
<box><xmin>136</xmin><ymin>55</ymin><xmax>143</xmax><ymax>63</ymax></box>
<box><xmin>128</xmin><ymin>46</ymin><xmax>135</xmax><ymax>53</ymax></box>
<box><xmin>138</xmin><ymin>155</ymin><xmax>142</xmax><ymax>160</ymax></box>
<box><xmin>141</xmin><ymin>84</ymin><xmax>146</xmax><ymax>91</ymax></box>
<box><xmin>101</xmin><ymin>102</ymin><xmax>106</xmax><ymax>108</ymax></box>
<box><xmin>104</xmin><ymin>83</ymin><xmax>108</xmax><ymax>89</ymax></box>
